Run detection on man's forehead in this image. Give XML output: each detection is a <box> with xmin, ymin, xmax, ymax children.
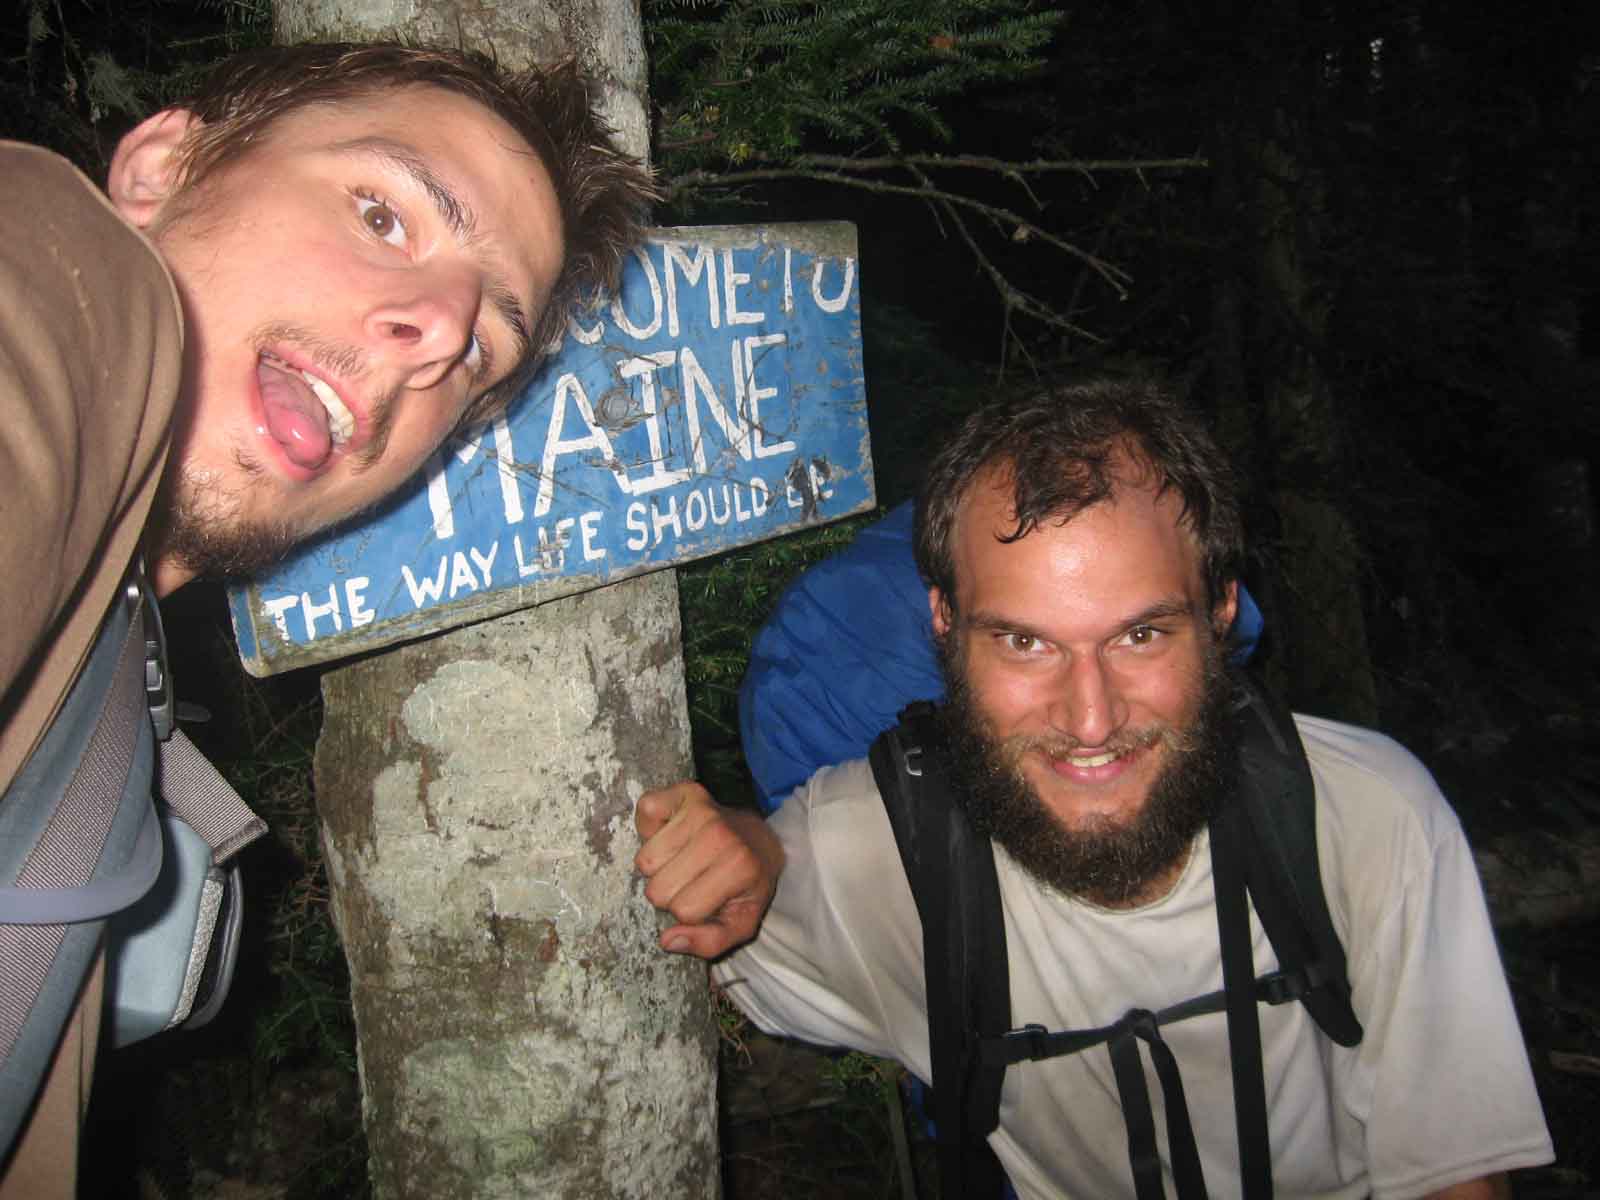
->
<box><xmin>951</xmin><ymin>459</ymin><xmax>1201</xmax><ymax>582</ymax></box>
<box><xmin>254</xmin><ymin>84</ymin><xmax>530</xmax><ymax>151</ymax></box>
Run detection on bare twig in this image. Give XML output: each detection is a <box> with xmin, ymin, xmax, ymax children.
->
<box><xmin>758</xmin><ymin>152</ymin><xmax>1208</xmax><ymax>176</ymax></box>
<box><xmin>669</xmin><ymin>164</ymin><xmax>1132</xmax><ymax>295</ymax></box>
<box><xmin>903</xmin><ymin>163</ymin><xmax>1105</xmax><ymax>345</ymax></box>
<box><xmin>663</xmin><ymin>148</ymin><xmax>1209</xmax><ymax>340</ymax></box>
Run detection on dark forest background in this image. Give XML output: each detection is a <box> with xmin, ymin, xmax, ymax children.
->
<box><xmin>6</xmin><ymin>1</ymin><xmax>1600</xmax><ymax>1195</ymax></box>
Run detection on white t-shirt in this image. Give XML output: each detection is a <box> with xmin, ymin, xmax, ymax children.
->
<box><xmin>715</xmin><ymin>715</ymin><xmax>1553</xmax><ymax>1199</ymax></box>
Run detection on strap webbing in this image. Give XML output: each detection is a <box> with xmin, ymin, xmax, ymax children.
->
<box><xmin>1212</xmin><ymin>809</ymin><xmax>1274</xmax><ymax>1200</ymax></box>
<box><xmin>1111</xmin><ymin>1009</ymin><xmax>1210</xmax><ymax>1200</ymax></box>
<box><xmin>157</xmin><ymin>731</ymin><xmax>266</xmax><ymax>865</ymax></box>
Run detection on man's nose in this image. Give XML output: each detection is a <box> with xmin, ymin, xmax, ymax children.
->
<box><xmin>1047</xmin><ymin>653</ymin><xmax>1129</xmax><ymax>748</ymax></box>
<box><xmin>367</xmin><ymin>268</ymin><xmax>479</xmax><ymax>390</ymax></box>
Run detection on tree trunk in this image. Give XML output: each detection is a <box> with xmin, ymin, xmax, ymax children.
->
<box><xmin>1206</xmin><ymin>14</ymin><xmax>1378</xmax><ymax>725</ymax></box>
<box><xmin>275</xmin><ymin>2</ymin><xmax>721</xmax><ymax>1194</ymax></box>
<box><xmin>314</xmin><ymin>578</ymin><xmax>718</xmax><ymax>1197</ymax></box>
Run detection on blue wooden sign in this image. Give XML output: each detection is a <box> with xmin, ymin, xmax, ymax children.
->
<box><xmin>226</xmin><ymin>223</ymin><xmax>873</xmax><ymax>676</ymax></box>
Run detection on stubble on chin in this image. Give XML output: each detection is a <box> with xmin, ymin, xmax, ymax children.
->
<box><xmin>149</xmin><ymin>452</ymin><xmax>299</xmax><ymax>582</ymax></box>
<box><xmin>935</xmin><ymin>633</ymin><xmax>1236</xmax><ymax>908</ymax></box>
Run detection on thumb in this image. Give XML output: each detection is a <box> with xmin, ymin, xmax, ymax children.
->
<box><xmin>659</xmin><ymin>921</ymin><xmax>735</xmax><ymax>960</ymax></box>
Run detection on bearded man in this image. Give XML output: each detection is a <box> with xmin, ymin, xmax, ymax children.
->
<box><xmin>636</xmin><ymin>376</ymin><xmax>1553</xmax><ymax>1199</ymax></box>
<box><xmin>2</xmin><ymin>42</ymin><xmax>653</xmax><ymax>1194</ymax></box>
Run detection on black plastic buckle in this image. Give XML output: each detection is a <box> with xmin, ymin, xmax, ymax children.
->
<box><xmin>1258</xmin><ymin>969</ymin><xmax>1308</xmax><ymax>1006</ymax></box>
<box><xmin>1001</xmin><ymin>1022</ymin><xmax>1052</xmax><ymax>1061</ymax></box>
<box><xmin>126</xmin><ymin>561</ymin><xmax>173</xmax><ymax>743</ymax></box>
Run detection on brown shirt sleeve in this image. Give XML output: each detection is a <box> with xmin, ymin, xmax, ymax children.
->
<box><xmin>0</xmin><ymin>142</ymin><xmax>184</xmax><ymax>792</ymax></box>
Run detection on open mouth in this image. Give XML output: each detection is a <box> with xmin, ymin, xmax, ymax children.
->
<box><xmin>1065</xmin><ymin>749</ymin><xmax>1124</xmax><ymax>769</ymax></box>
<box><xmin>257</xmin><ymin>351</ymin><xmax>355</xmax><ymax>470</ymax></box>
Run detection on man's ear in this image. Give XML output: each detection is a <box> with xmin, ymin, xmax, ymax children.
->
<box><xmin>108</xmin><ymin>109</ymin><xmax>202</xmax><ymax>229</ymax></box>
<box><xmin>1212</xmin><ymin>578</ymin><xmax>1239</xmax><ymax>639</ymax></box>
<box><xmin>929</xmin><ymin>587</ymin><xmax>953</xmax><ymax>638</ymax></box>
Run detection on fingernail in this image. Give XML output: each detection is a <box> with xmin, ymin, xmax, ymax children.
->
<box><xmin>666</xmin><ymin>936</ymin><xmax>690</xmax><ymax>953</ymax></box>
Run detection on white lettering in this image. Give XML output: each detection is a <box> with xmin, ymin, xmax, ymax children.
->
<box><xmin>663</xmin><ymin>243</ymin><xmax>720</xmax><ymax>337</ymax></box>
<box><xmin>751</xmin><ymin>477</ymin><xmax>770</xmax><ymax>517</ymax></box>
<box><xmin>625</xmin><ymin>501</ymin><xmax>648</xmax><ymax>550</ymax></box>
<box><xmin>812</xmin><ymin>257</ymin><xmax>856</xmax><ymax>314</ymax></box>
<box><xmin>469</xmin><ymin>543</ymin><xmax>498</xmax><ymax>586</ymax></box>
<box><xmin>567</xmin><ymin>311</ymin><xmax>604</xmax><ymax>345</ymax></box>
<box><xmin>684</xmin><ymin>489</ymin><xmax>708</xmax><ymax>532</ymax></box>
<box><xmin>490</xmin><ymin>416</ymin><xmax>523</xmax><ymax>525</ymax></box>
<box><xmin>262</xmin><ymin>595</ymin><xmax>298</xmax><ymax>640</ymax></box>
<box><xmin>536</xmin><ymin>373</ymin><xmax>631</xmax><ymax>517</ymax></box>
<box><xmin>554</xmin><ymin>519</ymin><xmax>576</xmax><ymax>568</ymax></box>
<box><xmin>449</xmin><ymin>552</ymin><xmax>480</xmax><ymax>598</ymax></box>
<box><xmin>611</xmin><ymin>246</ymin><xmax>664</xmax><ymax>339</ymax></box>
<box><xmin>812</xmin><ymin>460</ymin><xmax>835</xmax><ymax>502</ymax></box>
<box><xmin>514</xmin><ymin>534</ymin><xmax>540</xmax><ymax>577</ymax></box>
<box><xmin>742</xmin><ymin>333</ymin><xmax>798</xmax><ymax>458</ymax></box>
<box><xmin>425</xmin><ymin>432</ymin><xmax>490</xmax><ymax>539</ymax></box>
<box><xmin>651</xmin><ymin>495</ymin><xmax>683</xmax><ymax>546</ymax></box>
<box><xmin>580</xmin><ymin>510</ymin><xmax>606</xmax><ymax>561</ymax></box>
<box><xmin>619</xmin><ymin>352</ymin><xmax>691</xmax><ymax>495</ymax></box>
<box><xmin>722</xmin><ymin>247</ymin><xmax>765</xmax><ymax>326</ymax></box>
<box><xmin>681</xmin><ymin>345</ymin><xmax>752</xmax><ymax>470</ymax></box>
<box><xmin>402</xmin><ymin>558</ymin><xmax>449</xmax><ymax>607</ymax></box>
<box><xmin>302</xmin><ymin>584</ymin><xmax>342</xmax><ymax>639</ymax></box>
<box><xmin>513</xmin><ymin>526</ymin><xmax>569</xmax><ymax>576</ymax></box>
<box><xmin>346</xmin><ymin>577</ymin><xmax>375</xmax><ymax>628</ymax></box>
<box><xmin>708</xmin><ymin>485</ymin><xmax>732</xmax><ymax>526</ymax></box>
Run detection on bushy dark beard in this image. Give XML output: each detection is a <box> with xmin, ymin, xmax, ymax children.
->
<box><xmin>150</xmin><ymin>459</ymin><xmax>300</xmax><ymax>581</ymax></box>
<box><xmin>935</xmin><ymin>633</ymin><xmax>1237</xmax><ymax>907</ymax></box>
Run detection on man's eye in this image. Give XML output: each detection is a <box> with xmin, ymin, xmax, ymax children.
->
<box><xmin>356</xmin><ymin>195</ymin><xmax>407</xmax><ymax>248</ymax></box>
<box><xmin>1126</xmin><ymin>625</ymin><xmax>1160</xmax><ymax>647</ymax></box>
<box><xmin>465</xmin><ymin>330</ymin><xmax>493</xmax><ymax>380</ymax></box>
<box><xmin>1003</xmin><ymin>633</ymin><xmax>1040</xmax><ymax>654</ymax></box>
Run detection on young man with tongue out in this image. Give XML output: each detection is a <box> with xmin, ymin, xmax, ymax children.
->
<box><xmin>634</xmin><ymin>377</ymin><xmax>1552</xmax><ymax>1198</ymax></box>
<box><xmin>1</xmin><ymin>42</ymin><xmax>652</xmax><ymax>1194</ymax></box>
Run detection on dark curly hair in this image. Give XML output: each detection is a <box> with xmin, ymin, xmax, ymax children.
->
<box><xmin>914</xmin><ymin>373</ymin><xmax>1243</xmax><ymax>616</ymax></box>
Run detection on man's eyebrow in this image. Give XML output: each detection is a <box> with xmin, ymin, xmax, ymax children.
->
<box><xmin>1119</xmin><ymin>600</ymin><xmax>1198</xmax><ymax>628</ymax></box>
<box><xmin>335</xmin><ymin>136</ymin><xmax>475</xmax><ymax>239</ymax></box>
<box><xmin>332</xmin><ymin>136</ymin><xmax>534</xmax><ymax>370</ymax></box>
<box><xmin>485</xmin><ymin>281</ymin><xmax>533</xmax><ymax>371</ymax></box>
<box><xmin>962</xmin><ymin>599</ymin><xmax>1197</xmax><ymax>640</ymax></box>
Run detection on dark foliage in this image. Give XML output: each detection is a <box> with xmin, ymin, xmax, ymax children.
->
<box><xmin>7</xmin><ymin>0</ymin><xmax>1600</xmax><ymax>1195</ymax></box>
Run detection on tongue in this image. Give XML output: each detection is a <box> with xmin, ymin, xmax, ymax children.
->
<box><xmin>258</xmin><ymin>360</ymin><xmax>333</xmax><ymax>470</ymax></box>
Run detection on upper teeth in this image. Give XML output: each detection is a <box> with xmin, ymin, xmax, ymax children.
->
<box><xmin>1071</xmin><ymin>751</ymin><xmax>1121</xmax><ymax>768</ymax></box>
<box><xmin>302</xmin><ymin>371</ymin><xmax>354</xmax><ymax>445</ymax></box>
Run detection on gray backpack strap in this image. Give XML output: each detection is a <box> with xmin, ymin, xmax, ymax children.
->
<box><xmin>1</xmin><ymin>574</ymin><xmax>158</xmax><ymax>1157</ymax></box>
<box><xmin>1</xmin><ymin>566</ymin><xmax>271</xmax><ymax>1153</ymax></box>
<box><xmin>158</xmin><ymin>731</ymin><xmax>267</xmax><ymax>865</ymax></box>
<box><xmin>102</xmin><ymin>585</ymin><xmax>266</xmax><ymax>1048</ymax></box>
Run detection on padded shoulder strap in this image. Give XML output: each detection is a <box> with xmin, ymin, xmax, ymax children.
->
<box><xmin>1231</xmin><ymin>677</ymin><xmax>1362</xmax><ymax>1047</ymax></box>
<box><xmin>870</xmin><ymin>703</ymin><xmax>1009</xmax><ymax>1200</ymax></box>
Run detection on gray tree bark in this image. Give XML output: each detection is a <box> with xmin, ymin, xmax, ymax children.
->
<box><xmin>273</xmin><ymin>2</ymin><xmax>722</xmax><ymax>1195</ymax></box>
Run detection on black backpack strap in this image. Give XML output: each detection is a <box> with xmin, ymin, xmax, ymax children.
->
<box><xmin>1231</xmin><ymin>678</ymin><xmax>1362</xmax><ymax>1048</ymax></box>
<box><xmin>1212</xmin><ymin>796</ymin><xmax>1272</xmax><ymax>1200</ymax></box>
<box><xmin>1207</xmin><ymin>676</ymin><xmax>1366</xmax><ymax>1200</ymax></box>
<box><xmin>870</xmin><ymin>702</ymin><xmax>1009</xmax><ymax>1200</ymax></box>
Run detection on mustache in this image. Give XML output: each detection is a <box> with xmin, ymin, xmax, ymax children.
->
<box><xmin>995</xmin><ymin>720</ymin><xmax>1198</xmax><ymax>772</ymax></box>
<box><xmin>253</xmin><ymin>323</ymin><xmax>398</xmax><ymax>468</ymax></box>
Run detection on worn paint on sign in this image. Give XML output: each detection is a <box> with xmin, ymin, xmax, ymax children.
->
<box><xmin>226</xmin><ymin>223</ymin><xmax>873</xmax><ymax>675</ymax></box>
